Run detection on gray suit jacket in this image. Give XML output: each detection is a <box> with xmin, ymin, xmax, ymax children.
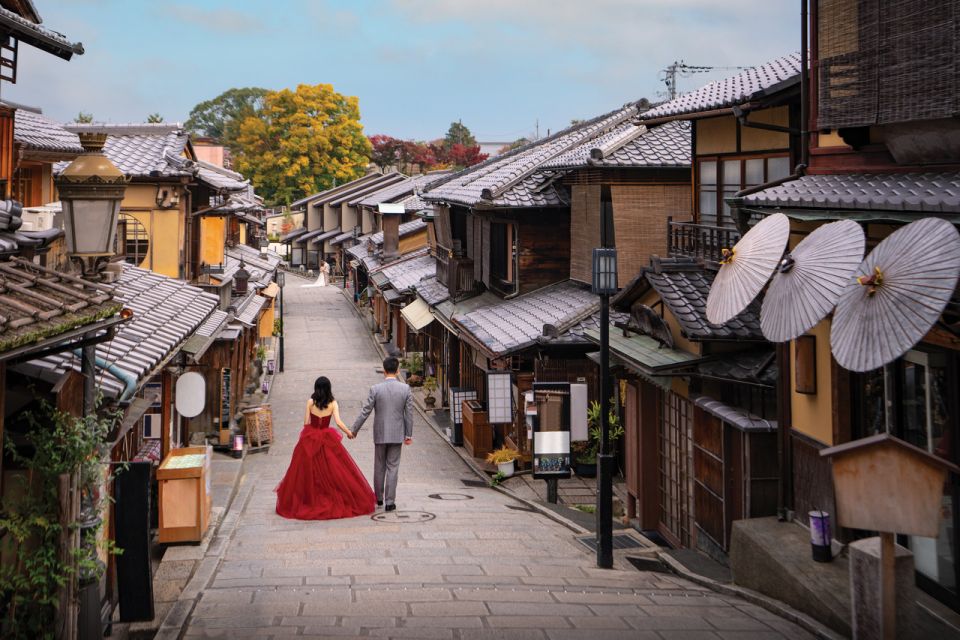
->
<box><xmin>351</xmin><ymin>377</ymin><xmax>413</xmax><ymax>444</ymax></box>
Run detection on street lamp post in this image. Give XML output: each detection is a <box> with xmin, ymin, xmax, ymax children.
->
<box><xmin>56</xmin><ymin>131</ymin><xmax>129</xmax><ymax>415</ymax></box>
<box><xmin>592</xmin><ymin>247</ymin><xmax>618</xmax><ymax>569</ymax></box>
<box><xmin>277</xmin><ymin>270</ymin><xmax>285</xmax><ymax>373</ymax></box>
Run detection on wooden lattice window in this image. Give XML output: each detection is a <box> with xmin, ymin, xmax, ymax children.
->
<box><xmin>116</xmin><ymin>213</ymin><xmax>149</xmax><ymax>267</ymax></box>
<box><xmin>658</xmin><ymin>391</ymin><xmax>695</xmax><ymax>548</ymax></box>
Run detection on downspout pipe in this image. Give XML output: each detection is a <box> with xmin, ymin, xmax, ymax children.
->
<box><xmin>73</xmin><ymin>348</ymin><xmax>138</xmax><ymax>405</ymax></box>
<box><xmin>800</xmin><ymin>0</ymin><xmax>810</xmax><ymax>168</ymax></box>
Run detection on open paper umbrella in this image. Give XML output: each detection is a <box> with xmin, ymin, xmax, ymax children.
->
<box><xmin>761</xmin><ymin>219</ymin><xmax>865</xmax><ymax>342</ymax></box>
<box><xmin>831</xmin><ymin>217</ymin><xmax>960</xmax><ymax>372</ymax></box>
<box><xmin>706</xmin><ymin>213</ymin><xmax>790</xmax><ymax>326</ymax></box>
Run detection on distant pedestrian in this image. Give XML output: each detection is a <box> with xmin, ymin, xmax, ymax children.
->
<box><xmin>275</xmin><ymin>377</ymin><xmax>376</xmax><ymax>520</ymax></box>
<box><xmin>351</xmin><ymin>356</ymin><xmax>413</xmax><ymax>511</ymax></box>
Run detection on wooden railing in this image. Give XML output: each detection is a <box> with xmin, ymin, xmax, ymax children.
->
<box><xmin>667</xmin><ymin>219</ymin><xmax>741</xmax><ymax>268</ymax></box>
<box><xmin>435</xmin><ymin>244</ymin><xmax>477</xmax><ymax>300</ymax></box>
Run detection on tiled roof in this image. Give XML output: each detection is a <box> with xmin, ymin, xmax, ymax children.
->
<box><xmin>455</xmin><ymin>281</ymin><xmax>602</xmax><ymax>356</ymax></box>
<box><xmin>697</xmin><ymin>350</ymin><xmax>776</xmax><ymax>387</ymax></box>
<box><xmin>17</xmin><ymin>264</ymin><xmax>218</xmax><ymax>396</ymax></box>
<box><xmin>181</xmin><ymin>309</ymin><xmax>229</xmax><ymax>359</ymax></box>
<box><xmin>309</xmin><ymin>228</ymin><xmax>341</xmax><ymax>245</ymax></box>
<box><xmin>356</xmin><ymin>172</ymin><xmax>451</xmax><ymax>208</ymax></box>
<box><xmin>280</xmin><ymin>227</ymin><xmax>307</xmax><ymax>242</ymax></box>
<box><xmin>0</xmin><ymin>199</ymin><xmax>64</xmax><ymax>254</ymax></box>
<box><xmin>331</xmin><ymin>172</ymin><xmax>406</xmax><ymax>207</ymax></box>
<box><xmin>644</xmin><ymin>263</ymin><xmax>762</xmax><ymax>341</ymax></box>
<box><xmin>740</xmin><ymin>172</ymin><xmax>960</xmax><ymax>214</ymax></box>
<box><xmin>330</xmin><ymin>229</ymin><xmax>358</xmax><ymax>246</ymax></box>
<box><xmin>373</xmin><ymin>249</ymin><xmax>434</xmax><ymax>292</ymax></box>
<box><xmin>0</xmin><ymin>6</ymin><xmax>83</xmax><ymax>59</ymax></box>
<box><xmin>232</xmin><ymin>291</ymin><xmax>268</xmax><ymax>327</ymax></box>
<box><xmin>0</xmin><ymin>257</ymin><xmax>119</xmax><ymax>357</ymax></box>
<box><xmin>195</xmin><ymin>159</ymin><xmax>248</xmax><ymax>192</ymax></box>
<box><xmin>414</xmin><ymin>276</ymin><xmax>449</xmax><ymax>306</ymax></box>
<box><xmin>400</xmin><ymin>192</ymin><xmax>432</xmax><ymax>213</ymax></box>
<box><xmin>13</xmin><ymin>108</ymin><xmax>83</xmax><ymax>155</ymax></box>
<box><xmin>542</xmin><ymin>120</ymin><xmax>691</xmax><ymax>169</ymax></box>
<box><xmin>61</xmin><ymin>123</ymin><xmax>191</xmax><ymax>179</ymax></box>
<box><xmin>641</xmin><ymin>53</ymin><xmax>801</xmax><ymax>120</ymax></box>
<box><xmin>289</xmin><ymin>172</ymin><xmax>395</xmax><ymax>209</ymax></box>
<box><xmin>369</xmin><ymin>218</ymin><xmax>426</xmax><ymax>245</ymax></box>
<box><xmin>225</xmin><ymin>243</ymin><xmax>280</xmax><ymax>289</ymax></box>
<box><xmin>346</xmin><ymin>235</ymin><xmax>375</xmax><ymax>262</ymax></box>
<box><xmin>423</xmin><ymin>105</ymin><xmax>639</xmax><ymax>208</ymax></box>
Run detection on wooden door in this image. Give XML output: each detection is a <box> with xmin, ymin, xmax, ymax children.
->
<box><xmin>658</xmin><ymin>391</ymin><xmax>695</xmax><ymax>548</ymax></box>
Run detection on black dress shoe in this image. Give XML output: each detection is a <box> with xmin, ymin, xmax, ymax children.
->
<box><xmin>377</xmin><ymin>500</ymin><xmax>383</xmax><ymax>507</ymax></box>
<box><xmin>385</xmin><ymin>504</ymin><xmax>396</xmax><ymax>512</ymax></box>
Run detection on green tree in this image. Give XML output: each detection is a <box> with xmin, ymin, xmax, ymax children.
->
<box><xmin>185</xmin><ymin>87</ymin><xmax>268</xmax><ymax>142</ymax></box>
<box><xmin>146</xmin><ymin>113</ymin><xmax>163</xmax><ymax>123</ymax></box>
<box><xmin>233</xmin><ymin>83</ymin><xmax>372</xmax><ymax>205</ymax></box>
<box><xmin>74</xmin><ymin>111</ymin><xmax>93</xmax><ymax>123</ymax></box>
<box><xmin>443</xmin><ymin>120</ymin><xmax>476</xmax><ymax>148</ymax></box>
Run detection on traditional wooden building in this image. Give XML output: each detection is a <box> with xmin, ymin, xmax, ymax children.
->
<box><xmin>726</xmin><ymin>0</ymin><xmax>960</xmax><ymax>612</ymax></box>
<box><xmin>9</xmin><ymin>105</ymin><xmax>83</xmax><ymax>206</ymax></box>
<box><xmin>597</xmin><ymin>257</ymin><xmax>777</xmax><ymax>556</ymax></box>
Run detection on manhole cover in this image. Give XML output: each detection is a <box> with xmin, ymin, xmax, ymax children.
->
<box><xmin>428</xmin><ymin>493</ymin><xmax>474</xmax><ymax>500</ymax></box>
<box><xmin>371</xmin><ymin>511</ymin><xmax>436</xmax><ymax>523</ymax></box>
<box><xmin>460</xmin><ymin>479</ymin><xmax>488</xmax><ymax>488</ymax></box>
<box><xmin>577</xmin><ymin>534</ymin><xmax>647</xmax><ymax>553</ymax></box>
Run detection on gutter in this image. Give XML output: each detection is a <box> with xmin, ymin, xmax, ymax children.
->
<box><xmin>73</xmin><ymin>348</ymin><xmax>138</xmax><ymax>404</ymax></box>
<box><xmin>728</xmin><ymin>164</ymin><xmax>807</xmax><ymax>233</ymax></box>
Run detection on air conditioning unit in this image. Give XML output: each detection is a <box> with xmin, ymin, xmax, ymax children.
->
<box><xmin>143</xmin><ymin>413</ymin><xmax>162</xmax><ymax>439</ymax></box>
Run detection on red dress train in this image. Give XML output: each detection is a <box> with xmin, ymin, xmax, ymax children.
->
<box><xmin>275</xmin><ymin>411</ymin><xmax>376</xmax><ymax>520</ymax></box>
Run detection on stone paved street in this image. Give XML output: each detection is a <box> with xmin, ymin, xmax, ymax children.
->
<box><xmin>180</xmin><ymin>281</ymin><xmax>815</xmax><ymax>639</ymax></box>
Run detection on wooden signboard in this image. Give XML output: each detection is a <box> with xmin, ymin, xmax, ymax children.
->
<box><xmin>157</xmin><ymin>446</ymin><xmax>212</xmax><ymax>543</ymax></box>
<box><xmin>218</xmin><ymin>367</ymin><xmax>232</xmax><ymax>446</ymax></box>
<box><xmin>532</xmin><ymin>382</ymin><xmax>571</xmax><ymax>479</ymax></box>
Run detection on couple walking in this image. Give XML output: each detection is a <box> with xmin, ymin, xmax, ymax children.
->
<box><xmin>275</xmin><ymin>356</ymin><xmax>413</xmax><ymax>519</ymax></box>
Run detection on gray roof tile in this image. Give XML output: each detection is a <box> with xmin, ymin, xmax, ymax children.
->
<box><xmin>741</xmin><ymin>172</ymin><xmax>960</xmax><ymax>213</ymax></box>
<box><xmin>61</xmin><ymin>123</ymin><xmax>191</xmax><ymax>179</ymax></box>
<box><xmin>13</xmin><ymin>109</ymin><xmax>82</xmax><ymax>155</ymax></box>
<box><xmin>641</xmin><ymin>53</ymin><xmax>801</xmax><ymax>120</ymax></box>
<box><xmin>423</xmin><ymin>105</ymin><xmax>639</xmax><ymax>208</ymax></box>
<box><xmin>21</xmin><ymin>264</ymin><xmax>218</xmax><ymax>396</ymax></box>
<box><xmin>414</xmin><ymin>276</ymin><xmax>450</xmax><ymax>306</ymax></box>
<box><xmin>372</xmin><ymin>249</ymin><xmax>434</xmax><ymax>292</ymax></box>
<box><xmin>356</xmin><ymin>171</ymin><xmax>452</xmax><ymax>208</ymax></box>
<box><xmin>0</xmin><ymin>6</ymin><xmax>83</xmax><ymax>59</ymax></box>
<box><xmin>542</xmin><ymin>120</ymin><xmax>691</xmax><ymax>170</ymax></box>
<box><xmin>455</xmin><ymin>281</ymin><xmax>602</xmax><ymax>356</ymax></box>
<box><xmin>225</xmin><ymin>243</ymin><xmax>280</xmax><ymax>289</ymax></box>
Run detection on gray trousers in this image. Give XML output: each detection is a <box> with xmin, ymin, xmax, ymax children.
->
<box><xmin>373</xmin><ymin>443</ymin><xmax>403</xmax><ymax>505</ymax></box>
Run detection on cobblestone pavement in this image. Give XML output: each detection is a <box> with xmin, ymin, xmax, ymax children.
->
<box><xmin>181</xmin><ymin>281</ymin><xmax>814</xmax><ymax>639</ymax></box>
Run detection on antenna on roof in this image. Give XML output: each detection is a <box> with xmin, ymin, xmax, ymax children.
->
<box><xmin>659</xmin><ymin>61</ymin><xmax>755</xmax><ymax>101</ymax></box>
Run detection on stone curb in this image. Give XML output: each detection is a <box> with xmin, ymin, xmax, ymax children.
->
<box><xmin>654</xmin><ymin>550</ymin><xmax>846</xmax><ymax>640</ymax></box>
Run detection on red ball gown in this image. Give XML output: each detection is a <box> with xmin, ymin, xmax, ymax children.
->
<box><xmin>275</xmin><ymin>411</ymin><xmax>376</xmax><ymax>520</ymax></box>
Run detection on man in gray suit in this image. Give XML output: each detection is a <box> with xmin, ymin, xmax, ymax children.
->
<box><xmin>351</xmin><ymin>356</ymin><xmax>413</xmax><ymax>511</ymax></box>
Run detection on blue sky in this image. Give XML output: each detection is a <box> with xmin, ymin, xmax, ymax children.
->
<box><xmin>3</xmin><ymin>0</ymin><xmax>796</xmax><ymax>142</ymax></box>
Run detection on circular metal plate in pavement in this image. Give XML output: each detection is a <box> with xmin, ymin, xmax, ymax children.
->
<box><xmin>428</xmin><ymin>493</ymin><xmax>474</xmax><ymax>501</ymax></box>
<box><xmin>371</xmin><ymin>511</ymin><xmax>436</xmax><ymax>523</ymax></box>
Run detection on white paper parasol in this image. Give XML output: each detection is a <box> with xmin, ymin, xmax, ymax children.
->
<box><xmin>831</xmin><ymin>217</ymin><xmax>960</xmax><ymax>372</ymax></box>
<box><xmin>761</xmin><ymin>219</ymin><xmax>865</xmax><ymax>342</ymax></box>
<box><xmin>706</xmin><ymin>213</ymin><xmax>791</xmax><ymax>326</ymax></box>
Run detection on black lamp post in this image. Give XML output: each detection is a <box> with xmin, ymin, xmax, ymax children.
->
<box><xmin>592</xmin><ymin>246</ymin><xmax>617</xmax><ymax>569</ymax></box>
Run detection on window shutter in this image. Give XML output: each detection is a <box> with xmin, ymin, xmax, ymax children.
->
<box><xmin>435</xmin><ymin>206</ymin><xmax>453</xmax><ymax>249</ymax></box>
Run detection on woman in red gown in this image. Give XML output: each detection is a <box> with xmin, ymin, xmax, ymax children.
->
<box><xmin>276</xmin><ymin>377</ymin><xmax>376</xmax><ymax>519</ymax></box>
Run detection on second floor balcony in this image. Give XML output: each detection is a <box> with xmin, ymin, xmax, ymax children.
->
<box><xmin>667</xmin><ymin>218</ymin><xmax>741</xmax><ymax>269</ymax></box>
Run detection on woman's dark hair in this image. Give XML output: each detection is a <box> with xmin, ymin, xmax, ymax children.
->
<box><xmin>311</xmin><ymin>376</ymin><xmax>334</xmax><ymax>409</ymax></box>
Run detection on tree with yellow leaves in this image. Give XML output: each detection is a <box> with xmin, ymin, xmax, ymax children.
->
<box><xmin>233</xmin><ymin>84</ymin><xmax>372</xmax><ymax>205</ymax></box>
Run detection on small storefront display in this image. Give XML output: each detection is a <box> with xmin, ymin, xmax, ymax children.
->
<box><xmin>532</xmin><ymin>382</ymin><xmax>571</xmax><ymax>479</ymax></box>
<box><xmin>157</xmin><ymin>445</ymin><xmax>212</xmax><ymax>543</ymax></box>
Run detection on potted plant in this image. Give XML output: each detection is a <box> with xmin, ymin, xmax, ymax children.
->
<box><xmin>422</xmin><ymin>376</ymin><xmax>438</xmax><ymax>407</ymax></box>
<box><xmin>576</xmin><ymin>400</ymin><xmax>624</xmax><ymax>478</ymax></box>
<box><xmin>486</xmin><ymin>446</ymin><xmax>520</xmax><ymax>478</ymax></box>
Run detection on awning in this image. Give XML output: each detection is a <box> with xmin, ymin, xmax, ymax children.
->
<box><xmin>691</xmin><ymin>394</ymin><xmax>777</xmax><ymax>433</ymax></box>
<box><xmin>383</xmin><ymin>288</ymin><xmax>403</xmax><ymax>303</ymax></box>
<box><xmin>400</xmin><ymin>298</ymin><xmax>434</xmax><ymax>332</ymax></box>
<box><xmin>280</xmin><ymin>228</ymin><xmax>308</xmax><ymax>242</ymax></box>
<box><xmin>586</xmin><ymin>350</ymin><xmax>673</xmax><ymax>391</ymax></box>
<box><xmin>370</xmin><ymin>271</ymin><xmax>390</xmax><ymax>288</ymax></box>
<box><xmin>261</xmin><ymin>282</ymin><xmax>280</xmax><ymax>299</ymax></box>
<box><xmin>109</xmin><ymin>392</ymin><xmax>160</xmax><ymax>448</ymax></box>
<box><xmin>583</xmin><ymin>325</ymin><xmax>703</xmax><ymax>374</ymax></box>
<box><xmin>309</xmin><ymin>228</ymin><xmax>341</xmax><ymax>245</ymax></box>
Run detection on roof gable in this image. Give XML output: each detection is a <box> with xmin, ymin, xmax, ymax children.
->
<box><xmin>61</xmin><ymin>123</ymin><xmax>191</xmax><ymax>179</ymax></box>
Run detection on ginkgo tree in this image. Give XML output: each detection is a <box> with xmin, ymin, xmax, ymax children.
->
<box><xmin>233</xmin><ymin>83</ymin><xmax>372</xmax><ymax>206</ymax></box>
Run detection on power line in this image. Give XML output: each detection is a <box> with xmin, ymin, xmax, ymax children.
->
<box><xmin>658</xmin><ymin>61</ymin><xmax>754</xmax><ymax>101</ymax></box>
